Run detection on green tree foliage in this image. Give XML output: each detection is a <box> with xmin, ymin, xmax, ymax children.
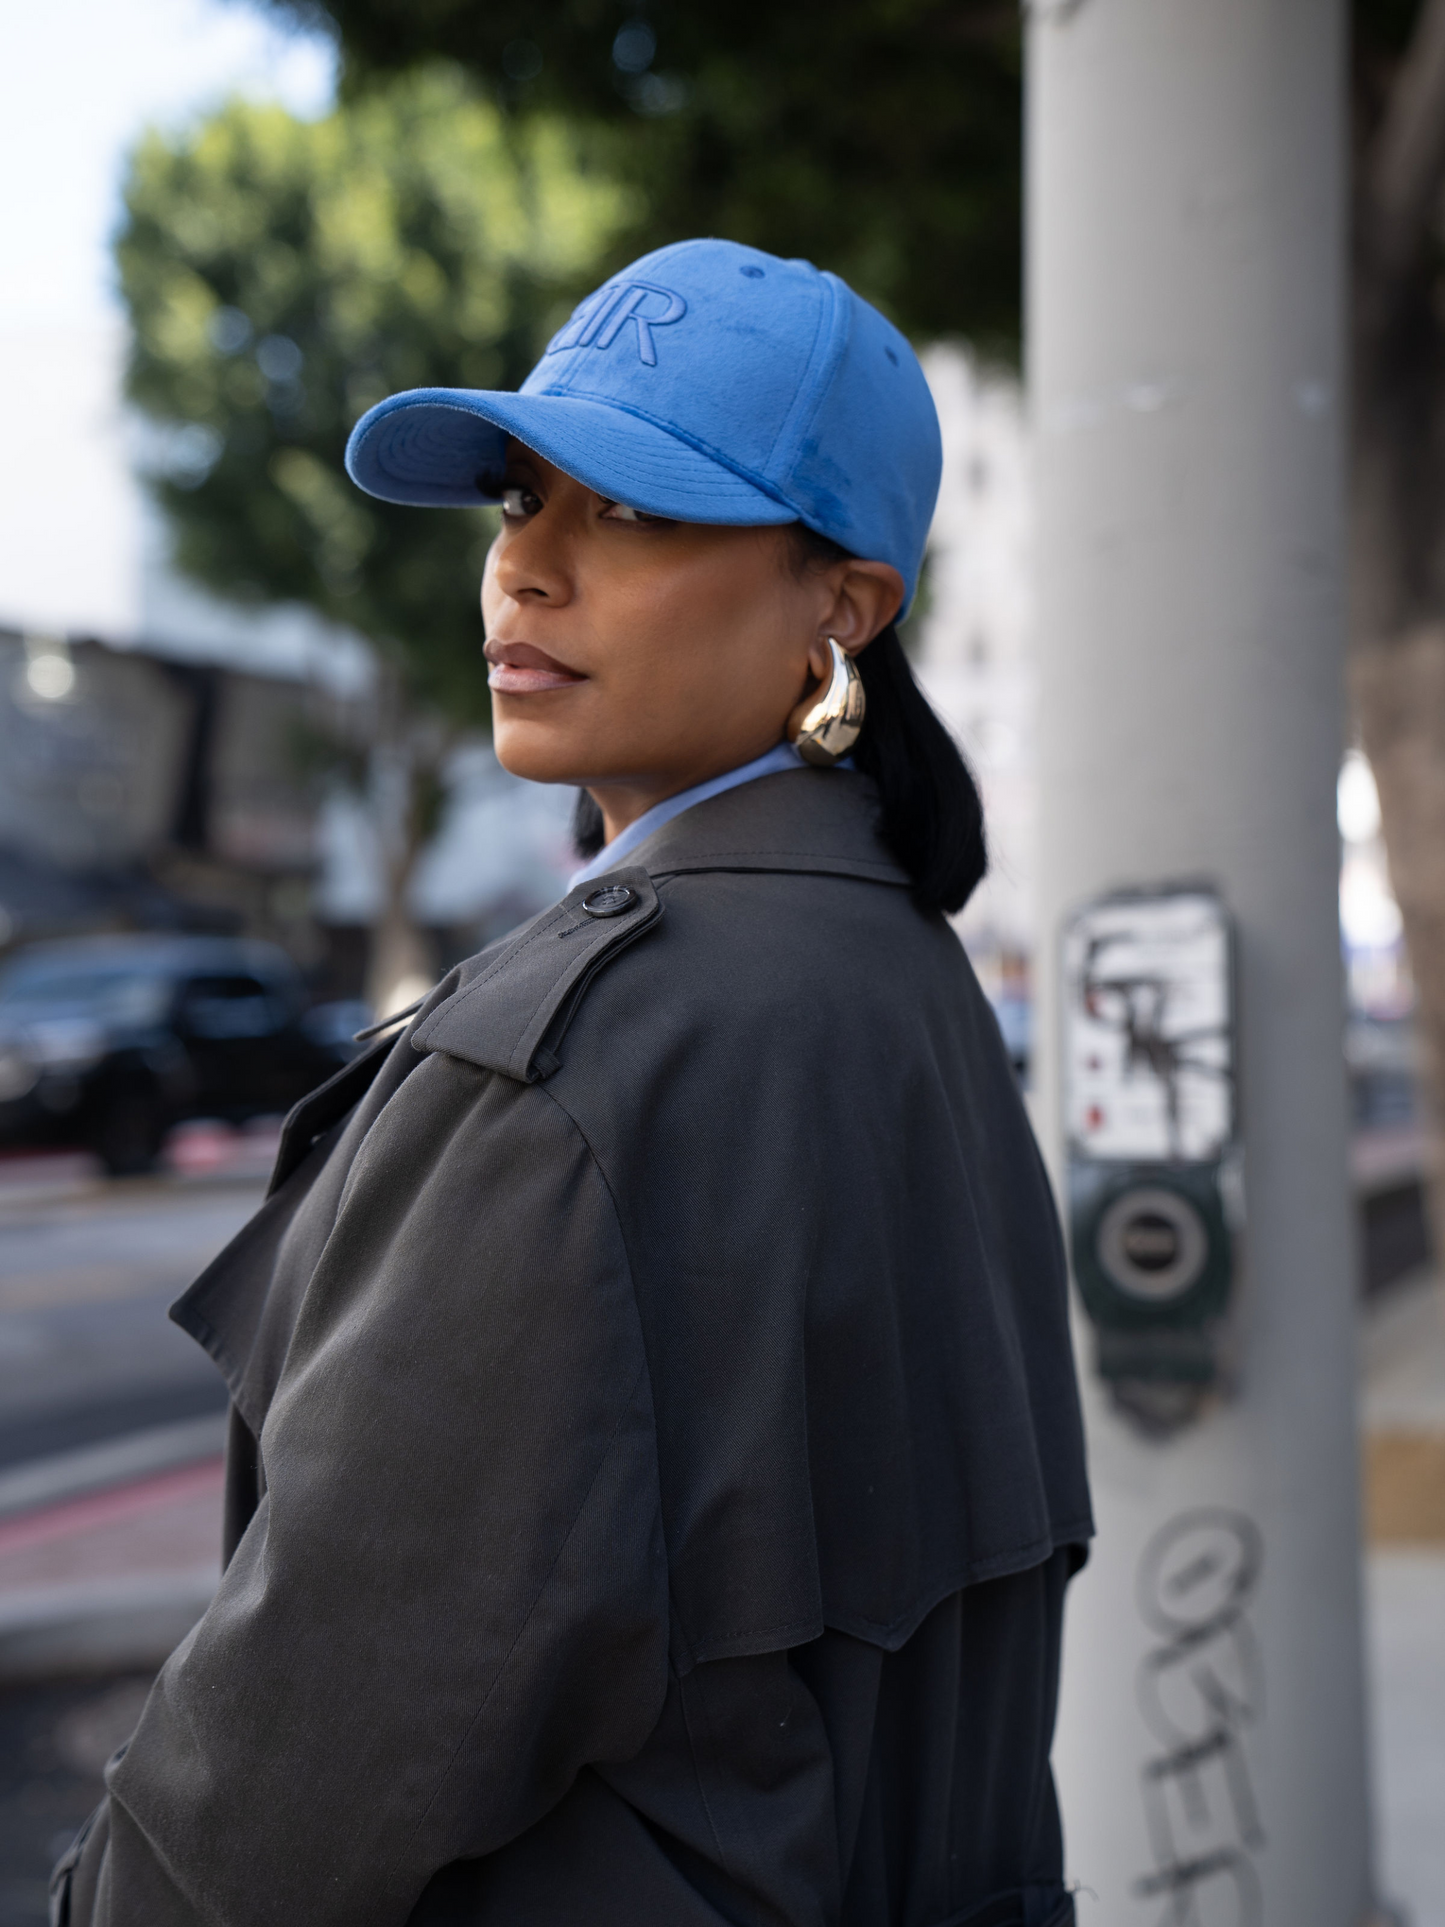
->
<box><xmin>254</xmin><ymin>0</ymin><xmax>1419</xmax><ymax>352</ymax></box>
<box><xmin>254</xmin><ymin>1</ymin><xmax>1025</xmax><ymax>348</ymax></box>
<box><xmin>118</xmin><ymin>65</ymin><xmax>633</xmax><ymax>722</ymax></box>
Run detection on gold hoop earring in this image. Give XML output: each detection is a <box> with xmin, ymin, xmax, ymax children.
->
<box><xmin>788</xmin><ymin>638</ymin><xmax>865</xmax><ymax>767</ymax></box>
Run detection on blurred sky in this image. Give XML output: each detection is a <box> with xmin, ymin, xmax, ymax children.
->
<box><xmin>0</xmin><ymin>0</ymin><xmax>336</xmax><ymax>332</ymax></box>
<box><xmin>0</xmin><ymin>0</ymin><xmax>365</xmax><ymax>678</ymax></box>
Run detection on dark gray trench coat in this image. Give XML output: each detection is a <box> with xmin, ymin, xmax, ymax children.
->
<box><xmin>53</xmin><ymin>767</ymin><xmax>1092</xmax><ymax>1927</ymax></box>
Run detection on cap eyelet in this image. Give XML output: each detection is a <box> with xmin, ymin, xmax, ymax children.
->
<box><xmin>582</xmin><ymin>884</ymin><xmax>637</xmax><ymax>918</ymax></box>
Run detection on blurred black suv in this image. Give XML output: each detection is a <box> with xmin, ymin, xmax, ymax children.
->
<box><xmin>0</xmin><ymin>934</ymin><xmax>367</xmax><ymax>1175</ymax></box>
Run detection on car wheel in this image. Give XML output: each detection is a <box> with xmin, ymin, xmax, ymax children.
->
<box><xmin>92</xmin><ymin>1079</ymin><xmax>166</xmax><ymax>1177</ymax></box>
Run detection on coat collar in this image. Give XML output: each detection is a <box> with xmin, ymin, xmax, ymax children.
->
<box><xmin>632</xmin><ymin>765</ymin><xmax>908</xmax><ymax>887</ymax></box>
<box><xmin>410</xmin><ymin>768</ymin><xmax>905</xmax><ymax>1088</ymax></box>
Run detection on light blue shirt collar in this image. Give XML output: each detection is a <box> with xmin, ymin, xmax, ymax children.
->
<box><xmin>568</xmin><ymin>742</ymin><xmax>809</xmax><ymax>889</ymax></box>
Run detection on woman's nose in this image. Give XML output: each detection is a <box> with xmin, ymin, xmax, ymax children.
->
<box><xmin>492</xmin><ymin>515</ymin><xmax>572</xmax><ymax>605</ymax></box>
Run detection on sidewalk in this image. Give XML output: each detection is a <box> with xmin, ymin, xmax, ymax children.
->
<box><xmin>1364</xmin><ymin>1270</ymin><xmax>1445</xmax><ymax>1540</ymax></box>
<box><xmin>0</xmin><ymin>1118</ymin><xmax>284</xmax><ymax>1211</ymax></box>
<box><xmin>0</xmin><ymin>1419</ymin><xmax>223</xmax><ymax>1680</ymax></box>
<box><xmin>1369</xmin><ymin>1551</ymin><xmax>1445</xmax><ymax>1927</ymax></box>
<box><xmin>1362</xmin><ymin>1271</ymin><xmax>1445</xmax><ymax>1927</ymax></box>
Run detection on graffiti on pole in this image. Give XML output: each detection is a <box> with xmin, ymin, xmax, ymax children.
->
<box><xmin>1132</xmin><ymin>1508</ymin><xmax>1265</xmax><ymax>1925</ymax></box>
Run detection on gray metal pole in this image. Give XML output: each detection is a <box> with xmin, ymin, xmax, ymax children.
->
<box><xmin>1028</xmin><ymin>2</ymin><xmax>1378</xmax><ymax>1922</ymax></box>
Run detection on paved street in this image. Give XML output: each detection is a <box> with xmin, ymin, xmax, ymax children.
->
<box><xmin>1361</xmin><ymin>1273</ymin><xmax>1445</xmax><ymax>1925</ymax></box>
<box><xmin>0</xmin><ymin>1166</ymin><xmax>256</xmax><ymax>1924</ymax></box>
<box><xmin>0</xmin><ymin>1169</ymin><xmax>260</xmax><ymax>1470</ymax></box>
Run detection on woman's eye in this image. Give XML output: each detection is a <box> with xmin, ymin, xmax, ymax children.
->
<box><xmin>500</xmin><ymin>485</ymin><xmax>542</xmax><ymax>519</ymax></box>
<box><xmin>599</xmin><ymin>499</ymin><xmax>667</xmax><ymax>525</ymax></box>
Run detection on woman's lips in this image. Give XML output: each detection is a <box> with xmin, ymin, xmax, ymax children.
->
<box><xmin>489</xmin><ymin>663</ymin><xmax>581</xmax><ymax>693</ymax></box>
<box><xmin>484</xmin><ymin>640</ymin><xmax>586</xmax><ymax>695</ymax></box>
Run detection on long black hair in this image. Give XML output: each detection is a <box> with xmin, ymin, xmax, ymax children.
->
<box><xmin>571</xmin><ymin>525</ymin><xmax>987</xmax><ymax>916</ymax></box>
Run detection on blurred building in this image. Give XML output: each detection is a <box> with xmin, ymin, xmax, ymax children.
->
<box><xmin>0</xmin><ymin>319</ymin><xmax>368</xmax><ymax>980</ymax></box>
<box><xmin>0</xmin><ymin>624</ymin><xmax>351</xmax><ymax>968</ymax></box>
<box><xmin>0</xmin><ymin>622</ymin><xmax>579</xmax><ymax>996</ymax></box>
<box><xmin>916</xmin><ymin>345</ymin><xmax>1036</xmax><ymax>1066</ymax></box>
<box><xmin>1339</xmin><ymin>748</ymin><xmax>1413</xmax><ymax>1024</ymax></box>
<box><xmin>1335</xmin><ymin>749</ymin><xmax>1430</xmax><ymax>1289</ymax></box>
<box><xmin>0</xmin><ymin>322</ymin><xmax>577</xmax><ymax>997</ymax></box>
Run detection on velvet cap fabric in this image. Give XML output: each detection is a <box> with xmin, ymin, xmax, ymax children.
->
<box><xmin>344</xmin><ymin>238</ymin><xmax>942</xmax><ymax>611</ymax></box>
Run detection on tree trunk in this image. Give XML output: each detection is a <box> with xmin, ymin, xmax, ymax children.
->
<box><xmin>360</xmin><ymin>681</ymin><xmax>453</xmax><ymax>1021</ymax></box>
<box><xmin>365</xmin><ymin>884</ymin><xmax>435</xmax><ymax>1022</ymax></box>
<box><xmin>1351</xmin><ymin>630</ymin><xmax>1445</xmax><ymax>1259</ymax></box>
<box><xmin>1350</xmin><ymin>0</ymin><xmax>1445</xmax><ymax>1278</ymax></box>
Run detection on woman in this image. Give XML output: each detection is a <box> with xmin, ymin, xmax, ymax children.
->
<box><xmin>54</xmin><ymin>240</ymin><xmax>1091</xmax><ymax>1927</ymax></box>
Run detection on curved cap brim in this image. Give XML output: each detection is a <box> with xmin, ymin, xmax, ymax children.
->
<box><xmin>345</xmin><ymin>387</ymin><xmax>799</xmax><ymax>527</ymax></box>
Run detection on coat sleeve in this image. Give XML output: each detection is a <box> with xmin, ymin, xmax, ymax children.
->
<box><xmin>53</xmin><ymin>1052</ymin><xmax>669</xmax><ymax>1927</ymax></box>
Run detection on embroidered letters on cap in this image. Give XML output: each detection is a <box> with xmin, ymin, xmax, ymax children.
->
<box><xmin>546</xmin><ymin>281</ymin><xmax>688</xmax><ymax>367</ymax></box>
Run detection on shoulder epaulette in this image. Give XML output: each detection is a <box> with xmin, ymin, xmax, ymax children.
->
<box><xmin>411</xmin><ymin>867</ymin><xmax>663</xmax><ymax>1083</ymax></box>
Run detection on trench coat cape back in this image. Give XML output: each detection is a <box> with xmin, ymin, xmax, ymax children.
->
<box><xmin>53</xmin><ymin>767</ymin><xmax>1092</xmax><ymax>1927</ymax></box>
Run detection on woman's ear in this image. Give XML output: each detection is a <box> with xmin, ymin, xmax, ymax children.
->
<box><xmin>801</xmin><ymin>633</ymin><xmax>833</xmax><ymax>691</ymax></box>
<box><xmin>823</xmin><ymin>561</ymin><xmax>906</xmax><ymax>655</ymax></box>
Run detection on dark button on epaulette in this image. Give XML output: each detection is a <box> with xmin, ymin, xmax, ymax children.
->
<box><xmin>411</xmin><ymin>867</ymin><xmax>663</xmax><ymax>1083</ymax></box>
<box><xmin>583</xmin><ymin>884</ymin><xmax>636</xmax><ymax>918</ymax></box>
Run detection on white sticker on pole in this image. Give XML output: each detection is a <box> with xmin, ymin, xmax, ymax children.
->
<box><xmin>1063</xmin><ymin>889</ymin><xmax>1234</xmax><ymax>1163</ymax></box>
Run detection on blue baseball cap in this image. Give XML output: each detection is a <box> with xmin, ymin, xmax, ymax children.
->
<box><xmin>344</xmin><ymin>238</ymin><xmax>941</xmax><ymax>612</ymax></box>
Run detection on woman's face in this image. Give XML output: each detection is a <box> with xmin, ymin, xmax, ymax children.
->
<box><xmin>481</xmin><ymin>443</ymin><xmax>902</xmax><ymax>839</ymax></box>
